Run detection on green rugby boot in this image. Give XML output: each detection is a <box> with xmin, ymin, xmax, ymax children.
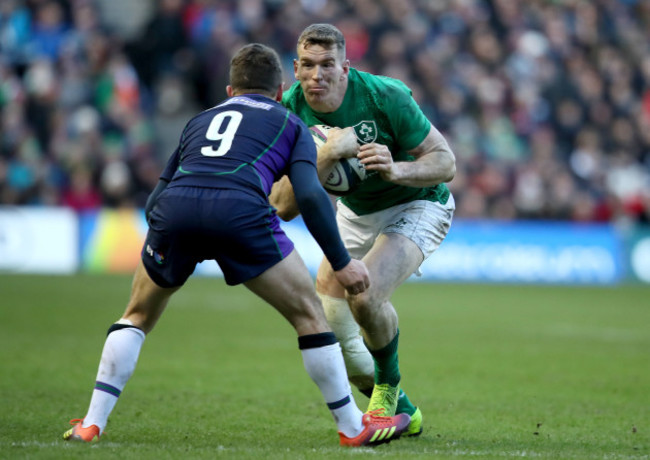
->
<box><xmin>367</xmin><ymin>383</ymin><xmax>400</xmax><ymax>416</ymax></box>
<box><xmin>405</xmin><ymin>406</ymin><xmax>423</xmax><ymax>437</ymax></box>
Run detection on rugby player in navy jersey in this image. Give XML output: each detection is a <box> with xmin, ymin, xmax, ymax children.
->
<box><xmin>62</xmin><ymin>43</ymin><xmax>410</xmax><ymax>447</ymax></box>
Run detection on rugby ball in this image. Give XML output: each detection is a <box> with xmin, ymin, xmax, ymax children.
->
<box><xmin>310</xmin><ymin>124</ymin><xmax>366</xmax><ymax>196</ymax></box>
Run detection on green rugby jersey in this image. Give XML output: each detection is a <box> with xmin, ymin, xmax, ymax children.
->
<box><xmin>282</xmin><ymin>67</ymin><xmax>450</xmax><ymax>215</ymax></box>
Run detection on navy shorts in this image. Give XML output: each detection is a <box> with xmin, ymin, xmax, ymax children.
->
<box><xmin>142</xmin><ymin>186</ymin><xmax>294</xmax><ymax>287</ymax></box>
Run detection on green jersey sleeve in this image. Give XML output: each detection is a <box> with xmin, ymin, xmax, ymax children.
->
<box><xmin>373</xmin><ymin>75</ymin><xmax>431</xmax><ymax>152</ymax></box>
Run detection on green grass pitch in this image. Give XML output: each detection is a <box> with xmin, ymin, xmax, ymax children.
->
<box><xmin>0</xmin><ymin>274</ymin><xmax>648</xmax><ymax>459</ymax></box>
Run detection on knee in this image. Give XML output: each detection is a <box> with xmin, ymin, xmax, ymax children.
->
<box><xmin>346</xmin><ymin>291</ymin><xmax>376</xmax><ymax>326</ymax></box>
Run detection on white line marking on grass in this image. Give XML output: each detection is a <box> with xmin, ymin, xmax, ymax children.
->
<box><xmin>429</xmin><ymin>449</ymin><xmax>544</xmax><ymax>457</ymax></box>
<box><xmin>7</xmin><ymin>441</ymin><xmax>124</xmax><ymax>449</ymax></box>
<box><xmin>428</xmin><ymin>449</ymin><xmax>649</xmax><ymax>459</ymax></box>
<box><xmin>10</xmin><ymin>442</ymin><xmax>61</xmax><ymax>448</ymax></box>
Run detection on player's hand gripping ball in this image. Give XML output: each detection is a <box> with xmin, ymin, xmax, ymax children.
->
<box><xmin>310</xmin><ymin>125</ymin><xmax>367</xmax><ymax>196</ymax></box>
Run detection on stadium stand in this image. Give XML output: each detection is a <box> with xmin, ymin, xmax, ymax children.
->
<box><xmin>1</xmin><ymin>0</ymin><xmax>649</xmax><ymax>223</ymax></box>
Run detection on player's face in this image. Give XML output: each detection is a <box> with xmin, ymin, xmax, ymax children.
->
<box><xmin>294</xmin><ymin>43</ymin><xmax>349</xmax><ymax>113</ymax></box>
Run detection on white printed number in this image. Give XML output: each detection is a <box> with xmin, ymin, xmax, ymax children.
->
<box><xmin>200</xmin><ymin>110</ymin><xmax>243</xmax><ymax>157</ymax></box>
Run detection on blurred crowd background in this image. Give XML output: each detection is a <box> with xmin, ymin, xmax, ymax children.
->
<box><xmin>1</xmin><ymin>0</ymin><xmax>649</xmax><ymax>224</ymax></box>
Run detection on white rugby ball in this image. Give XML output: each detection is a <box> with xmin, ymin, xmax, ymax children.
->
<box><xmin>310</xmin><ymin>124</ymin><xmax>366</xmax><ymax>196</ymax></box>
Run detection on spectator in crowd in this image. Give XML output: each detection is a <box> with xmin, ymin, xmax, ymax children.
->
<box><xmin>1</xmin><ymin>0</ymin><xmax>648</xmax><ymax>224</ymax></box>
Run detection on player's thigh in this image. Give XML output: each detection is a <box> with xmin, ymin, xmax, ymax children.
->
<box><xmin>362</xmin><ymin>198</ymin><xmax>454</xmax><ymax>296</ymax></box>
<box><xmin>381</xmin><ymin>198</ymin><xmax>455</xmax><ymax>260</ymax></box>
<box><xmin>315</xmin><ymin>232</ymin><xmax>421</xmax><ymax>303</ymax></box>
<box><xmin>362</xmin><ymin>232</ymin><xmax>423</xmax><ymax>302</ymax></box>
<box><xmin>361</xmin><ymin>198</ymin><xmax>453</xmax><ymax>300</ymax></box>
<box><xmin>244</xmin><ymin>250</ymin><xmax>327</xmax><ymax>334</ymax></box>
<box><xmin>315</xmin><ymin>256</ymin><xmax>346</xmax><ymax>298</ymax></box>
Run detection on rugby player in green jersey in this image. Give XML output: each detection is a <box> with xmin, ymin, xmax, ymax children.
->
<box><xmin>270</xmin><ymin>24</ymin><xmax>456</xmax><ymax>437</ymax></box>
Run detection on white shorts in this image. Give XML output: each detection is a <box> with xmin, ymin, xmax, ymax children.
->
<box><xmin>336</xmin><ymin>194</ymin><xmax>455</xmax><ymax>262</ymax></box>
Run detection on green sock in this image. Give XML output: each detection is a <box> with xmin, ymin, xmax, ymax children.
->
<box><xmin>362</xmin><ymin>385</ymin><xmax>417</xmax><ymax>415</ymax></box>
<box><xmin>366</xmin><ymin>330</ymin><xmax>401</xmax><ymax>387</ymax></box>
<box><xmin>396</xmin><ymin>388</ymin><xmax>417</xmax><ymax>416</ymax></box>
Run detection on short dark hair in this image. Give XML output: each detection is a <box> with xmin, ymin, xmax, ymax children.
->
<box><xmin>297</xmin><ymin>23</ymin><xmax>346</xmax><ymax>59</ymax></box>
<box><xmin>229</xmin><ymin>43</ymin><xmax>283</xmax><ymax>97</ymax></box>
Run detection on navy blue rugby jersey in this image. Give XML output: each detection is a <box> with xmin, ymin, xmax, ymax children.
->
<box><xmin>160</xmin><ymin>94</ymin><xmax>316</xmax><ymax>197</ymax></box>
